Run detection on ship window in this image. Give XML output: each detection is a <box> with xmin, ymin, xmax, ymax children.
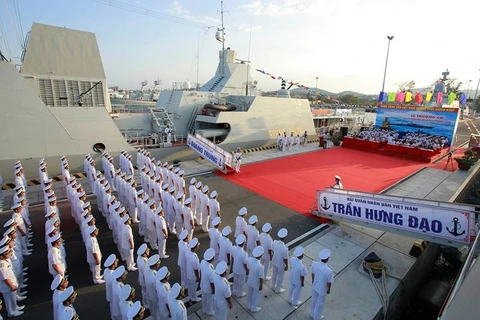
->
<box><xmin>93</xmin><ymin>142</ymin><xmax>106</xmax><ymax>153</ymax></box>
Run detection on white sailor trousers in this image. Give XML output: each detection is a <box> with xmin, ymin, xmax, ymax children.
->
<box><xmin>310</xmin><ymin>290</ymin><xmax>327</xmax><ymax>320</ymax></box>
<box><xmin>128</xmin><ymin>204</ymin><xmax>138</xmax><ymax>222</ymax></box>
<box><xmin>201</xmin><ymin>212</ymin><xmax>209</xmax><ymax>233</ymax></box>
<box><xmin>126</xmin><ymin>249</ymin><xmax>135</xmax><ymax>269</ymax></box>
<box><xmin>288</xmin><ymin>283</ymin><xmax>302</xmax><ymax>305</ymax></box>
<box><xmin>195</xmin><ymin>204</ymin><xmax>202</xmax><ymax>224</ymax></box>
<box><xmin>89</xmin><ymin>263</ymin><xmax>102</xmax><ymax>282</ymax></box>
<box><xmin>272</xmin><ymin>265</ymin><xmax>285</xmax><ymax>292</ymax></box>
<box><xmin>148</xmin><ymin>227</ymin><xmax>157</xmax><ymax>249</ymax></box>
<box><xmin>187</xmin><ymin>278</ymin><xmax>199</xmax><ymax>301</ymax></box>
<box><xmin>232</xmin><ymin>273</ymin><xmax>246</xmax><ymax>297</ymax></box>
<box><xmin>167</xmin><ymin>212</ymin><xmax>176</xmax><ymax>233</ymax></box>
<box><xmin>2</xmin><ymin>290</ymin><xmax>18</xmax><ymax>316</ymax></box>
<box><xmin>175</xmin><ymin>216</ymin><xmax>184</xmax><ymax>235</ymax></box>
<box><xmin>201</xmin><ymin>290</ymin><xmax>214</xmax><ymax>315</ymax></box>
<box><xmin>261</xmin><ymin>258</ymin><xmax>271</xmax><ymax>279</ymax></box>
<box><xmin>214</xmin><ymin>302</ymin><xmax>228</xmax><ymax>320</ymax></box>
<box><xmin>156</xmin><ymin>232</ymin><xmax>167</xmax><ymax>256</ymax></box>
<box><xmin>247</xmin><ymin>285</ymin><xmax>260</xmax><ymax>312</ymax></box>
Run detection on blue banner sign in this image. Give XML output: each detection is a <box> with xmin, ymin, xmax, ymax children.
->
<box><xmin>187</xmin><ymin>134</ymin><xmax>226</xmax><ymax>172</ymax></box>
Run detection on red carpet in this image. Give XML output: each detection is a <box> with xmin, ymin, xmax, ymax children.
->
<box><xmin>219</xmin><ymin>148</ymin><xmax>426</xmax><ymax>217</ymax></box>
<box><xmin>429</xmin><ymin>148</ymin><xmax>466</xmax><ymax>171</ymax></box>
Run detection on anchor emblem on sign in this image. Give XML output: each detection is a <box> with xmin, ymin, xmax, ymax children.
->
<box><xmin>320</xmin><ymin>197</ymin><xmax>330</xmax><ymax>210</ymax></box>
<box><xmin>446</xmin><ymin>217</ymin><xmax>465</xmax><ymax>237</ymax></box>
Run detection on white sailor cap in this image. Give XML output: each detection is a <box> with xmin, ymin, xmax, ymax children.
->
<box><xmin>43</xmin><ymin>185</ymin><xmax>52</xmax><ymax>191</ymax></box>
<box><xmin>87</xmin><ymin>225</ymin><xmax>97</xmax><ymax>235</ymax></box>
<box><xmin>127</xmin><ymin>301</ymin><xmax>143</xmax><ymax>319</ymax></box>
<box><xmin>105</xmin><ymin>185</ymin><xmax>111</xmax><ymax>191</ymax></box>
<box><xmin>116</xmin><ymin>168</ymin><xmax>121</xmax><ymax>173</ymax></box>
<box><xmin>210</xmin><ymin>190</ymin><xmax>217</xmax><ymax>198</ymax></box>
<box><xmin>0</xmin><ymin>246</ymin><xmax>9</xmax><ymax>255</ymax></box>
<box><xmin>46</xmin><ymin>218</ymin><xmax>57</xmax><ymax>228</ymax></box>
<box><xmin>120</xmin><ymin>172</ymin><xmax>126</xmax><ymax>177</ymax></box>
<box><xmin>126</xmin><ymin>175</ymin><xmax>133</xmax><ymax>181</ymax></box>
<box><xmin>168</xmin><ymin>186</ymin><xmax>175</xmax><ymax>193</ymax></box>
<box><xmin>39</xmin><ymin>158</ymin><xmax>45</xmax><ymax>163</ymax></box>
<box><xmin>78</xmin><ymin>191</ymin><xmax>86</xmax><ymax>197</ymax></box>
<box><xmin>46</xmin><ymin>225</ymin><xmax>56</xmax><ymax>235</ymax></box>
<box><xmin>136</xmin><ymin>190</ymin><xmax>145</xmax><ymax>197</ymax></box>
<box><xmin>189</xmin><ymin>237</ymin><xmax>199</xmax><ymax>249</ymax></box>
<box><xmin>221</xmin><ymin>226</ymin><xmax>231</xmax><ymax>236</ymax></box>
<box><xmin>40</xmin><ymin>164</ymin><xmax>46</xmax><ymax>170</ymax></box>
<box><xmin>203</xmin><ymin>248</ymin><xmax>215</xmax><ymax>261</ymax></box>
<box><xmin>179</xmin><ymin>170</ymin><xmax>184</xmax><ymax>176</ymax></box>
<box><xmin>3</xmin><ymin>218</ymin><xmax>15</xmax><ymax>228</ymax></box>
<box><xmin>190</xmin><ymin>178</ymin><xmax>196</xmax><ymax>185</ymax></box>
<box><xmin>112</xmin><ymin>202</ymin><xmax>121</xmax><ymax>210</ymax></box>
<box><xmin>238</xmin><ymin>207</ymin><xmax>247</xmax><ymax>216</ymax></box>
<box><xmin>174</xmin><ymin>167</ymin><xmax>180</xmax><ymax>173</ymax></box>
<box><xmin>162</xmin><ymin>183</ymin><xmax>169</xmax><ymax>190</ymax></box>
<box><xmin>143</xmin><ymin>194</ymin><xmax>150</xmax><ymax>202</ymax></box>
<box><xmin>212</xmin><ymin>217</ymin><xmax>221</xmax><ymax>227</ymax></box>
<box><xmin>4</xmin><ymin>226</ymin><xmax>15</xmax><ymax>236</ymax></box>
<box><xmin>156</xmin><ymin>266</ymin><xmax>169</xmax><ymax>280</ymax></box>
<box><xmin>45</xmin><ymin>209</ymin><xmax>56</xmax><ymax>218</ymax></box>
<box><xmin>335</xmin><ymin>175</ymin><xmax>341</xmax><ymax>180</ymax></box>
<box><xmin>155</xmin><ymin>176</ymin><xmax>161</xmax><ymax>182</ymax></box>
<box><xmin>11</xmin><ymin>203</ymin><xmax>22</xmax><ymax>210</ymax></box>
<box><xmin>236</xmin><ymin>234</ymin><xmax>246</xmax><ymax>245</ymax></box>
<box><xmin>277</xmin><ymin>228</ymin><xmax>288</xmax><ymax>238</ymax></box>
<box><xmin>16</xmin><ymin>196</ymin><xmax>25</xmax><ymax>203</ymax></box>
<box><xmin>163</xmin><ymin>162</ymin><xmax>168</xmax><ymax>167</ymax></box>
<box><xmin>51</xmin><ymin>274</ymin><xmax>64</xmax><ymax>290</ymax></box>
<box><xmin>45</xmin><ymin>178</ymin><xmax>53</xmax><ymax>184</ymax></box>
<box><xmin>253</xmin><ymin>246</ymin><xmax>264</xmax><ymax>258</ymax></box>
<box><xmin>148</xmin><ymin>199</ymin><xmax>156</xmax><ymax>207</ymax></box>
<box><xmin>14</xmin><ymin>187</ymin><xmax>24</xmax><ymax>193</ymax></box>
<box><xmin>170</xmin><ymin>283</ymin><xmax>182</xmax><ymax>299</ymax></box>
<box><xmin>119</xmin><ymin>206</ymin><xmax>126</xmax><ymax>213</ymax></box>
<box><xmin>46</xmin><ymin>191</ymin><xmax>55</xmax><ymax>197</ymax></box>
<box><xmin>50</xmin><ymin>233</ymin><xmax>61</xmax><ymax>243</ymax></box>
<box><xmin>215</xmin><ymin>261</ymin><xmax>228</xmax><ymax>275</ymax></box>
<box><xmin>82</xmin><ymin>202</ymin><xmax>91</xmax><ymax>209</ymax></box>
<box><xmin>59</xmin><ymin>286</ymin><xmax>75</xmax><ymax>302</ymax></box>
<box><xmin>113</xmin><ymin>265</ymin><xmax>127</xmax><ymax>279</ymax></box>
<box><xmin>0</xmin><ymin>236</ymin><xmax>10</xmax><ymax>247</ymax></box>
<box><xmin>196</xmin><ymin>181</ymin><xmax>202</xmax><ymax>188</ymax></box>
<box><xmin>168</xmin><ymin>165</ymin><xmax>174</xmax><ymax>170</ymax></box>
<box><xmin>248</xmin><ymin>215</ymin><xmax>258</xmax><ymax>225</ymax></box>
<box><xmin>184</xmin><ymin>198</ymin><xmax>192</xmax><ymax>205</ymax></box>
<box><xmin>104</xmin><ymin>254</ymin><xmax>117</xmax><ymax>268</ymax></box>
<box><xmin>147</xmin><ymin>254</ymin><xmax>160</xmax><ymax>267</ymax></box>
<box><xmin>48</xmin><ymin>197</ymin><xmax>57</xmax><ymax>203</ymax></box>
<box><xmin>202</xmin><ymin>185</ymin><xmax>209</xmax><ymax>193</ymax></box>
<box><xmin>176</xmin><ymin>192</ymin><xmax>184</xmax><ymax>200</ymax></box>
<box><xmin>262</xmin><ymin>222</ymin><xmax>272</xmax><ymax>233</ymax></box>
<box><xmin>156</xmin><ymin>160</ymin><xmax>162</xmax><ymax>166</ymax></box>
<box><xmin>68</xmin><ymin>177</ymin><xmax>75</xmax><ymax>182</ymax></box>
<box><xmin>294</xmin><ymin>246</ymin><xmax>304</xmax><ymax>257</ymax></box>
<box><xmin>179</xmin><ymin>229</ymin><xmax>188</xmax><ymax>240</ymax></box>
<box><xmin>137</xmin><ymin>243</ymin><xmax>148</xmax><ymax>256</ymax></box>
<box><xmin>121</xmin><ymin>215</ymin><xmax>129</xmax><ymax>224</ymax></box>
<box><xmin>95</xmin><ymin>171</ymin><xmax>101</xmax><ymax>177</ymax></box>
<box><xmin>319</xmin><ymin>249</ymin><xmax>331</xmax><ymax>260</ymax></box>
<box><xmin>119</xmin><ymin>284</ymin><xmax>132</xmax><ymax>301</ymax></box>
<box><xmin>14</xmin><ymin>168</ymin><xmax>21</xmax><ymax>174</ymax></box>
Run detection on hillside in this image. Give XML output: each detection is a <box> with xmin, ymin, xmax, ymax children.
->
<box><xmin>289</xmin><ymin>87</ymin><xmax>375</xmax><ymax>98</ymax></box>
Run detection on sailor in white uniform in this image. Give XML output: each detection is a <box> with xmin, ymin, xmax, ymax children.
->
<box><xmin>182</xmin><ymin>198</ymin><xmax>195</xmax><ymax>241</ymax></box>
<box><xmin>155</xmin><ymin>205</ymin><xmax>169</xmax><ymax>259</ymax></box>
<box><xmin>234</xmin><ymin>148</ymin><xmax>242</xmax><ymax>173</ymax></box>
<box><xmin>185</xmin><ymin>237</ymin><xmax>201</xmax><ymax>302</ymax></box>
<box><xmin>156</xmin><ymin>266</ymin><xmax>171</xmax><ymax>320</ymax></box>
<box><xmin>200</xmin><ymin>248</ymin><xmax>216</xmax><ymax>316</ymax></box>
<box><xmin>166</xmin><ymin>186</ymin><xmax>177</xmax><ymax>234</ymax></box>
<box><xmin>177</xmin><ymin>230</ymin><xmax>189</xmax><ymax>287</ymax></box>
<box><xmin>295</xmin><ymin>134</ymin><xmax>301</xmax><ymax>151</ymax></box>
<box><xmin>208</xmin><ymin>191</ymin><xmax>220</xmax><ymax>226</ymax></box>
<box><xmin>218</xmin><ymin>226</ymin><xmax>233</xmax><ymax>267</ymax></box>
<box><xmin>235</xmin><ymin>207</ymin><xmax>248</xmax><ymax>238</ymax></box>
<box><xmin>85</xmin><ymin>226</ymin><xmax>104</xmax><ymax>284</ymax></box>
<box><xmin>188</xmin><ymin>178</ymin><xmax>196</xmax><ymax>215</ymax></box>
<box><xmin>288</xmin><ymin>133</ymin><xmax>295</xmax><ymax>152</ymax></box>
<box><xmin>164</xmin><ymin>125</ymin><xmax>173</xmax><ymax>144</ymax></box>
<box><xmin>282</xmin><ymin>133</ymin><xmax>288</xmax><ymax>152</ymax></box>
<box><xmin>135</xmin><ymin>244</ymin><xmax>150</xmax><ymax>309</ymax></box>
<box><xmin>103</xmin><ymin>254</ymin><xmax>118</xmax><ymax>316</ymax></box>
<box><xmin>208</xmin><ymin>217</ymin><xmax>221</xmax><ymax>261</ymax></box>
<box><xmin>310</xmin><ymin>249</ymin><xmax>334</xmax><ymax>320</ymax></box>
<box><xmin>333</xmin><ymin>175</ymin><xmax>343</xmax><ymax>189</ymax></box>
<box><xmin>247</xmin><ymin>246</ymin><xmax>265</xmax><ymax>313</ymax></box>
<box><xmin>246</xmin><ymin>215</ymin><xmax>260</xmax><ymax>256</ymax></box>
<box><xmin>259</xmin><ymin>222</ymin><xmax>274</xmax><ymax>281</ymax></box>
<box><xmin>272</xmin><ymin>228</ymin><xmax>289</xmax><ymax>293</ymax></box>
<box><xmin>145</xmin><ymin>254</ymin><xmax>161</xmax><ymax>320</ymax></box>
<box><xmin>168</xmin><ymin>283</ymin><xmax>187</xmax><ymax>320</ymax></box>
<box><xmin>289</xmin><ymin>246</ymin><xmax>307</xmax><ymax>307</ymax></box>
<box><xmin>213</xmin><ymin>261</ymin><xmax>233</xmax><ymax>320</ymax></box>
<box><xmin>121</xmin><ymin>216</ymin><xmax>137</xmax><ymax>271</ymax></box>
<box><xmin>119</xmin><ymin>284</ymin><xmax>135</xmax><ymax>320</ymax></box>
<box><xmin>111</xmin><ymin>265</ymin><xmax>128</xmax><ymax>320</ymax></box>
<box><xmin>51</xmin><ymin>274</ymin><xmax>69</xmax><ymax>320</ymax></box>
<box><xmin>126</xmin><ymin>300</ymin><xmax>145</xmax><ymax>320</ymax></box>
<box><xmin>194</xmin><ymin>181</ymin><xmax>203</xmax><ymax>225</ymax></box>
<box><xmin>48</xmin><ymin>234</ymin><xmax>66</xmax><ymax>278</ymax></box>
<box><xmin>173</xmin><ymin>192</ymin><xmax>185</xmax><ymax>236</ymax></box>
<box><xmin>200</xmin><ymin>185</ymin><xmax>210</xmax><ymax>232</ymax></box>
<box><xmin>57</xmin><ymin>286</ymin><xmax>78</xmax><ymax>318</ymax></box>
<box><xmin>0</xmin><ymin>246</ymin><xmax>24</xmax><ymax>317</ymax></box>
<box><xmin>230</xmin><ymin>234</ymin><xmax>248</xmax><ymax>298</ymax></box>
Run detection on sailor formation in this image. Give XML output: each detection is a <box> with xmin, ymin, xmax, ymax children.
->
<box><xmin>1</xmin><ymin>150</ymin><xmax>334</xmax><ymax>320</ymax></box>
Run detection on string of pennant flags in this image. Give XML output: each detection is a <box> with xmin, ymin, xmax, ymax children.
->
<box><xmin>255</xmin><ymin>69</ymin><xmax>310</xmax><ymax>90</ymax></box>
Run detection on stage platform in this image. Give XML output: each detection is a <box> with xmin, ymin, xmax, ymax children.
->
<box><xmin>342</xmin><ymin>137</ymin><xmax>450</xmax><ymax>163</ymax></box>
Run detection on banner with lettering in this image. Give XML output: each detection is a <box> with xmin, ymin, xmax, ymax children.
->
<box><xmin>187</xmin><ymin>134</ymin><xmax>226</xmax><ymax>173</ymax></box>
<box><xmin>375</xmin><ymin>105</ymin><xmax>460</xmax><ymax>146</ymax></box>
<box><xmin>315</xmin><ymin>190</ymin><xmax>475</xmax><ymax>246</ymax></box>
<box><xmin>195</xmin><ymin>134</ymin><xmax>233</xmax><ymax>168</ymax></box>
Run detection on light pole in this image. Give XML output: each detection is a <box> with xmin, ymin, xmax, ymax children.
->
<box><xmin>315</xmin><ymin>76</ymin><xmax>319</xmax><ymax>104</ymax></box>
<box><xmin>467</xmin><ymin>80</ymin><xmax>472</xmax><ymax>99</ymax></box>
<box><xmin>381</xmin><ymin>36</ymin><xmax>394</xmax><ymax>93</ymax></box>
<box><xmin>474</xmin><ymin>69</ymin><xmax>480</xmax><ymax>101</ymax></box>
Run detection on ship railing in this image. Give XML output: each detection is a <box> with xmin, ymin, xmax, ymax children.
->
<box><xmin>437</xmin><ymin>234</ymin><xmax>480</xmax><ymax>319</ymax></box>
<box><xmin>126</xmin><ymin>134</ymin><xmax>186</xmax><ymax>148</ymax></box>
<box><xmin>111</xmin><ymin>105</ymin><xmax>152</xmax><ymax>114</ymax></box>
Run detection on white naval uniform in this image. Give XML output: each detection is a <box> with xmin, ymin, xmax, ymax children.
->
<box><xmin>104</xmin><ymin>267</ymin><xmax>115</xmax><ymax>314</ymax></box>
<box><xmin>86</xmin><ymin>235</ymin><xmax>103</xmax><ymax>283</ymax></box>
<box><xmin>173</xmin><ymin>199</ymin><xmax>184</xmax><ymax>235</ymax></box>
<box><xmin>234</xmin><ymin>216</ymin><xmax>247</xmax><ymax>238</ymax></box>
<box><xmin>194</xmin><ymin>187</ymin><xmax>202</xmax><ymax>224</ymax></box>
<box><xmin>48</xmin><ymin>246</ymin><xmax>66</xmax><ymax>277</ymax></box>
<box><xmin>208</xmin><ymin>198</ymin><xmax>220</xmax><ymax>227</ymax></box>
<box><xmin>182</xmin><ymin>206</ymin><xmax>194</xmax><ymax>240</ymax></box>
<box><xmin>246</xmin><ymin>225</ymin><xmax>260</xmax><ymax>256</ymax></box>
<box><xmin>111</xmin><ymin>280</ymin><xmax>124</xmax><ymax>320</ymax></box>
<box><xmin>272</xmin><ymin>240</ymin><xmax>288</xmax><ymax>293</ymax></box>
<box><xmin>168</xmin><ymin>298</ymin><xmax>187</xmax><ymax>320</ymax></box>
<box><xmin>188</xmin><ymin>184</ymin><xmax>196</xmax><ymax>217</ymax></box>
<box><xmin>259</xmin><ymin>232</ymin><xmax>273</xmax><ymax>279</ymax></box>
<box><xmin>230</xmin><ymin>245</ymin><xmax>248</xmax><ymax>297</ymax></box>
<box><xmin>128</xmin><ymin>185</ymin><xmax>138</xmax><ymax>222</ymax></box>
<box><xmin>166</xmin><ymin>193</ymin><xmax>176</xmax><ymax>233</ymax></box>
<box><xmin>310</xmin><ymin>261</ymin><xmax>334</xmax><ymax>320</ymax></box>
<box><xmin>289</xmin><ymin>256</ymin><xmax>306</xmax><ymax>306</ymax></box>
<box><xmin>282</xmin><ymin>136</ymin><xmax>287</xmax><ymax>152</ymax></box>
<box><xmin>200</xmin><ymin>260</ymin><xmax>215</xmax><ymax>315</ymax></box>
<box><xmin>234</xmin><ymin>152</ymin><xmax>242</xmax><ymax>173</ymax></box>
<box><xmin>333</xmin><ymin>182</ymin><xmax>344</xmax><ymax>189</ymax></box>
<box><xmin>213</xmin><ymin>274</ymin><xmax>232</xmax><ymax>320</ymax></box>
<box><xmin>57</xmin><ymin>304</ymin><xmax>76</xmax><ymax>320</ymax></box>
<box><xmin>145</xmin><ymin>268</ymin><xmax>159</xmax><ymax>320</ymax></box>
<box><xmin>121</xmin><ymin>224</ymin><xmax>135</xmax><ymax>270</ymax></box>
<box><xmin>155</xmin><ymin>214</ymin><xmax>168</xmax><ymax>257</ymax></box>
<box><xmin>119</xmin><ymin>299</ymin><xmax>134</xmax><ymax>320</ymax></box>
<box><xmin>218</xmin><ymin>236</ymin><xmax>232</xmax><ymax>266</ymax></box>
<box><xmin>208</xmin><ymin>227</ymin><xmax>221</xmax><ymax>260</ymax></box>
<box><xmin>136</xmin><ymin>255</ymin><xmax>149</xmax><ymax>308</ymax></box>
<box><xmin>200</xmin><ymin>192</ymin><xmax>210</xmax><ymax>232</ymax></box>
<box><xmin>185</xmin><ymin>250</ymin><xmax>200</xmax><ymax>301</ymax></box>
<box><xmin>247</xmin><ymin>257</ymin><xmax>264</xmax><ymax>312</ymax></box>
<box><xmin>0</xmin><ymin>259</ymin><xmax>20</xmax><ymax>317</ymax></box>
<box><xmin>156</xmin><ymin>281</ymin><xmax>171</xmax><ymax>320</ymax></box>
<box><xmin>52</xmin><ymin>288</ymin><xmax>64</xmax><ymax>320</ymax></box>
<box><xmin>177</xmin><ymin>240</ymin><xmax>188</xmax><ymax>287</ymax></box>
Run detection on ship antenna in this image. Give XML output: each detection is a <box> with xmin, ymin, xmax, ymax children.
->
<box><xmin>220</xmin><ymin>1</ymin><xmax>225</xmax><ymax>75</ymax></box>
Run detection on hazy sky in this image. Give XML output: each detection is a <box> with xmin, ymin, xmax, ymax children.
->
<box><xmin>0</xmin><ymin>0</ymin><xmax>478</xmax><ymax>94</ymax></box>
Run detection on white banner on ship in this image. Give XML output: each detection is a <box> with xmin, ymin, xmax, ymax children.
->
<box><xmin>315</xmin><ymin>190</ymin><xmax>476</xmax><ymax>245</ymax></box>
<box><xmin>187</xmin><ymin>134</ymin><xmax>226</xmax><ymax>171</ymax></box>
<box><xmin>195</xmin><ymin>134</ymin><xmax>233</xmax><ymax>168</ymax></box>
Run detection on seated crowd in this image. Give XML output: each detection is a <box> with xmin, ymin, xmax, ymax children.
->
<box><xmin>348</xmin><ymin>128</ymin><xmax>448</xmax><ymax>150</ymax></box>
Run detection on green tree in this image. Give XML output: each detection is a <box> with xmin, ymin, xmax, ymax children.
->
<box><xmin>338</xmin><ymin>94</ymin><xmax>360</xmax><ymax>105</ymax></box>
